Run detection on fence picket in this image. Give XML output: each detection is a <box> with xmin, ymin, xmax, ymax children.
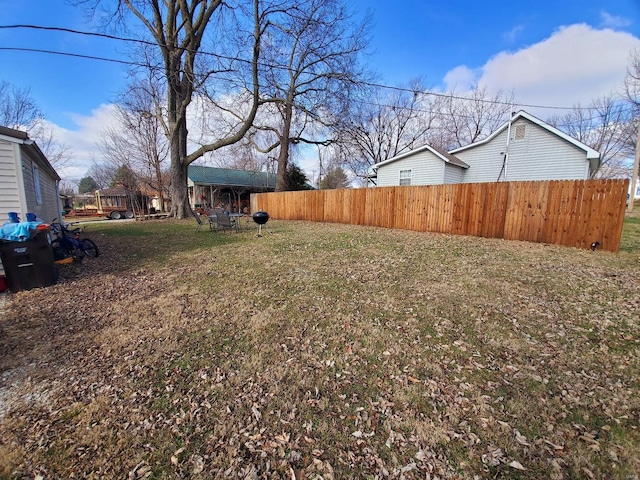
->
<box><xmin>252</xmin><ymin>179</ymin><xmax>629</xmax><ymax>251</ymax></box>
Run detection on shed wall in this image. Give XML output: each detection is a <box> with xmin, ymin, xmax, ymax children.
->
<box><xmin>0</xmin><ymin>139</ymin><xmax>22</xmax><ymax>220</ymax></box>
<box><xmin>376</xmin><ymin>151</ymin><xmax>444</xmax><ymax>186</ymax></box>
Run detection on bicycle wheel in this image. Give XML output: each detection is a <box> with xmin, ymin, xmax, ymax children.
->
<box><xmin>80</xmin><ymin>239</ymin><xmax>99</xmax><ymax>257</ymax></box>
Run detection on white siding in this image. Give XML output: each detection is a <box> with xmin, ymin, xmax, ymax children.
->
<box><xmin>443</xmin><ymin>163</ymin><xmax>464</xmax><ymax>184</ymax></box>
<box><xmin>376</xmin><ymin>150</ymin><xmax>444</xmax><ymax>186</ymax></box>
<box><xmin>505</xmin><ymin>120</ymin><xmax>589</xmax><ymax>181</ymax></box>
<box><xmin>0</xmin><ymin>139</ymin><xmax>22</xmax><ymax>220</ymax></box>
<box><xmin>456</xmin><ymin>130</ymin><xmax>508</xmax><ymax>184</ymax></box>
<box><xmin>0</xmin><ymin>140</ymin><xmax>21</xmax><ymax>276</ymax></box>
<box><xmin>457</xmin><ymin>118</ymin><xmax>590</xmax><ymax>184</ymax></box>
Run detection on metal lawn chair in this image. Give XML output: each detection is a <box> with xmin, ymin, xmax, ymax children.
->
<box><xmin>194</xmin><ymin>212</ymin><xmax>213</xmax><ymax>232</ymax></box>
<box><xmin>214</xmin><ymin>211</ymin><xmax>237</xmax><ymax>232</ymax></box>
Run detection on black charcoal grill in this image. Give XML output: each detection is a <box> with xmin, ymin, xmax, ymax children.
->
<box><xmin>252</xmin><ymin>211</ymin><xmax>269</xmax><ymax>236</ymax></box>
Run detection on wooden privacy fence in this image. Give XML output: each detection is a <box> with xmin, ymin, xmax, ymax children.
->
<box><xmin>251</xmin><ymin>179</ymin><xmax>629</xmax><ymax>252</ymax></box>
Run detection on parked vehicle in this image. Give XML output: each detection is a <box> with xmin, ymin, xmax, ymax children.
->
<box><xmin>50</xmin><ymin>218</ymin><xmax>99</xmax><ymax>263</ymax></box>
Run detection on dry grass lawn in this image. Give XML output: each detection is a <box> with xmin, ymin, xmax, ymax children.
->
<box><xmin>0</xmin><ymin>213</ymin><xmax>639</xmax><ymax>479</ymax></box>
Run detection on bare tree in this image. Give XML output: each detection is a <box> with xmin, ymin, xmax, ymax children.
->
<box><xmin>30</xmin><ymin>124</ymin><xmax>74</xmax><ymax>171</ymax></box>
<box><xmin>433</xmin><ymin>84</ymin><xmax>514</xmax><ymax>150</ymax></box>
<box><xmin>548</xmin><ymin>94</ymin><xmax>634</xmax><ymax>178</ymax></box>
<box><xmin>0</xmin><ymin>80</ymin><xmax>72</xmax><ymax>170</ymax></box>
<box><xmin>249</xmin><ymin>0</ymin><xmax>371</xmax><ymax>191</ymax></box>
<box><xmin>336</xmin><ymin>80</ymin><xmax>438</xmax><ymax>182</ymax></box>
<box><xmin>76</xmin><ymin>0</ymin><xmax>265</xmax><ymax>218</ymax></box>
<box><xmin>624</xmin><ymin>49</ymin><xmax>640</xmax><ymax>112</ymax></box>
<box><xmin>623</xmin><ymin>48</ymin><xmax>640</xmax><ymax>205</ymax></box>
<box><xmin>87</xmin><ymin>161</ymin><xmax>114</xmax><ymax>190</ymax></box>
<box><xmin>100</xmin><ymin>77</ymin><xmax>170</xmax><ymax>211</ymax></box>
<box><xmin>0</xmin><ymin>80</ymin><xmax>43</xmax><ymax>129</ymax></box>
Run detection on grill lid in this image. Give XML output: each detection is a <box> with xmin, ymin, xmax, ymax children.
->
<box><xmin>252</xmin><ymin>211</ymin><xmax>269</xmax><ymax>225</ymax></box>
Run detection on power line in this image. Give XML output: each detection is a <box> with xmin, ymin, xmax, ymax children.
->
<box><xmin>0</xmin><ymin>23</ymin><xmax>624</xmax><ymax>113</ymax></box>
<box><xmin>0</xmin><ymin>46</ymin><xmax>152</xmax><ymax>68</ymax></box>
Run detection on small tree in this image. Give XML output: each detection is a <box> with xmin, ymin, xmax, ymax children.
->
<box><xmin>285</xmin><ymin>164</ymin><xmax>312</xmax><ymax>191</ymax></box>
<box><xmin>319</xmin><ymin>167</ymin><xmax>349</xmax><ymax>189</ymax></box>
<box><xmin>111</xmin><ymin>165</ymin><xmax>138</xmax><ymax>191</ymax></box>
<box><xmin>78</xmin><ymin>176</ymin><xmax>99</xmax><ymax>194</ymax></box>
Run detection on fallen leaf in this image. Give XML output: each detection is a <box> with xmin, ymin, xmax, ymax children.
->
<box><xmin>509</xmin><ymin>460</ymin><xmax>526</xmax><ymax>470</ymax></box>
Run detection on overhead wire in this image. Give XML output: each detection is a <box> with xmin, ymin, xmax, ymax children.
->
<box><xmin>0</xmin><ymin>23</ymin><xmax>634</xmax><ymax>124</ymax></box>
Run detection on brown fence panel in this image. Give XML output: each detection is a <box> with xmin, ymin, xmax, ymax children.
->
<box><xmin>251</xmin><ymin>178</ymin><xmax>628</xmax><ymax>251</ymax></box>
<box><xmin>604</xmin><ymin>179</ymin><xmax>630</xmax><ymax>252</ymax></box>
<box><xmin>324</xmin><ymin>189</ymin><xmax>343</xmax><ymax>223</ymax></box>
<box><xmin>364</xmin><ymin>187</ymin><xmax>396</xmax><ymax>228</ymax></box>
<box><xmin>305</xmin><ymin>190</ymin><xmax>325</xmax><ymax>222</ymax></box>
<box><xmin>352</xmin><ymin>188</ymin><xmax>368</xmax><ymax>225</ymax></box>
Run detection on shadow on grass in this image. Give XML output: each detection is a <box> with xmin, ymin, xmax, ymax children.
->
<box><xmin>82</xmin><ymin>219</ymin><xmax>254</xmax><ymax>272</ymax></box>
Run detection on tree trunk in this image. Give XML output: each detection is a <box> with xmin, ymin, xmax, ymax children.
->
<box><xmin>275</xmin><ymin>97</ymin><xmax>294</xmax><ymax>191</ymax></box>
<box><xmin>168</xmin><ymin>117</ymin><xmax>192</xmax><ymax>219</ymax></box>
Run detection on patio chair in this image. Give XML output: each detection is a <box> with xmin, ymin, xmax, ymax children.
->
<box><xmin>214</xmin><ymin>211</ymin><xmax>237</xmax><ymax>232</ymax></box>
<box><xmin>194</xmin><ymin>212</ymin><xmax>213</xmax><ymax>232</ymax></box>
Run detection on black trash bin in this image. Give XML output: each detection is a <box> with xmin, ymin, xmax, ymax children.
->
<box><xmin>0</xmin><ymin>230</ymin><xmax>57</xmax><ymax>292</ymax></box>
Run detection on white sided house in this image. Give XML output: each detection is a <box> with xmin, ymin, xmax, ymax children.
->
<box><xmin>373</xmin><ymin>145</ymin><xmax>470</xmax><ymax>187</ymax></box>
<box><xmin>0</xmin><ymin>126</ymin><xmax>61</xmax><ymax>224</ymax></box>
<box><xmin>371</xmin><ymin>110</ymin><xmax>600</xmax><ymax>187</ymax></box>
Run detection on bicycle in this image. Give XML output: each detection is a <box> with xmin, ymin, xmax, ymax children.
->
<box><xmin>50</xmin><ymin>218</ymin><xmax>99</xmax><ymax>262</ymax></box>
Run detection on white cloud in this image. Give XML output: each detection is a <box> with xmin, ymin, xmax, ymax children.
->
<box><xmin>444</xmin><ymin>24</ymin><xmax>640</xmax><ymax>115</ymax></box>
<box><xmin>443</xmin><ymin>65</ymin><xmax>479</xmax><ymax>92</ymax></box>
<box><xmin>48</xmin><ymin>104</ymin><xmax>120</xmax><ymax>181</ymax></box>
<box><xmin>600</xmin><ymin>11</ymin><xmax>632</xmax><ymax>29</ymax></box>
<box><xmin>503</xmin><ymin>24</ymin><xmax>525</xmax><ymax>43</ymax></box>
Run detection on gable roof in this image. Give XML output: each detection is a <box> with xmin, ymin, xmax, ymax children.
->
<box><xmin>188</xmin><ymin>165</ymin><xmax>276</xmax><ymax>189</ymax></box>
<box><xmin>449</xmin><ymin>110</ymin><xmax>600</xmax><ymax>160</ymax></box>
<box><xmin>0</xmin><ymin>126</ymin><xmax>60</xmax><ymax>180</ymax></box>
<box><xmin>372</xmin><ymin>144</ymin><xmax>469</xmax><ymax>172</ymax></box>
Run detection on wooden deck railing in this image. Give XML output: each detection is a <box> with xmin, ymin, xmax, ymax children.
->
<box><xmin>251</xmin><ymin>179</ymin><xmax>629</xmax><ymax>252</ymax></box>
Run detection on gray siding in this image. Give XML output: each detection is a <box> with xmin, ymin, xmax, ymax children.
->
<box><xmin>505</xmin><ymin>120</ymin><xmax>589</xmax><ymax>180</ymax></box>
<box><xmin>456</xmin><ymin>130</ymin><xmax>508</xmax><ymax>183</ymax></box>
<box><xmin>443</xmin><ymin>163</ymin><xmax>464</xmax><ymax>184</ymax></box>
<box><xmin>457</xmin><ymin>118</ymin><xmax>590</xmax><ymax>184</ymax></box>
<box><xmin>1</xmin><ymin>138</ymin><xmax>60</xmax><ymax>276</ymax></box>
<box><xmin>21</xmin><ymin>149</ymin><xmax>60</xmax><ymax>222</ymax></box>
<box><xmin>376</xmin><ymin>150</ymin><xmax>444</xmax><ymax>186</ymax></box>
<box><xmin>0</xmin><ymin>139</ymin><xmax>21</xmax><ymax>220</ymax></box>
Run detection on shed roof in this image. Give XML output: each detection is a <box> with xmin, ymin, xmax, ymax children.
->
<box><xmin>372</xmin><ymin>144</ymin><xmax>470</xmax><ymax>173</ymax></box>
<box><xmin>188</xmin><ymin>165</ymin><xmax>276</xmax><ymax>189</ymax></box>
<box><xmin>0</xmin><ymin>126</ymin><xmax>60</xmax><ymax>180</ymax></box>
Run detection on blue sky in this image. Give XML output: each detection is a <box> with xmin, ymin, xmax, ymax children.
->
<box><xmin>1</xmin><ymin>0</ymin><xmax>639</xmax><ymax>181</ymax></box>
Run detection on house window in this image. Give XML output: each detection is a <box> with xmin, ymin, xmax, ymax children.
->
<box><xmin>399</xmin><ymin>169</ymin><xmax>412</xmax><ymax>186</ymax></box>
<box><xmin>33</xmin><ymin>164</ymin><xmax>42</xmax><ymax>204</ymax></box>
<box><xmin>512</xmin><ymin>124</ymin><xmax>526</xmax><ymax>141</ymax></box>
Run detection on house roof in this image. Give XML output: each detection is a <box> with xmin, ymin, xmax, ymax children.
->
<box><xmin>188</xmin><ymin>165</ymin><xmax>276</xmax><ymax>189</ymax></box>
<box><xmin>0</xmin><ymin>126</ymin><xmax>29</xmax><ymax>141</ymax></box>
<box><xmin>371</xmin><ymin>144</ymin><xmax>470</xmax><ymax>173</ymax></box>
<box><xmin>449</xmin><ymin>110</ymin><xmax>601</xmax><ymax>160</ymax></box>
<box><xmin>0</xmin><ymin>126</ymin><xmax>61</xmax><ymax>180</ymax></box>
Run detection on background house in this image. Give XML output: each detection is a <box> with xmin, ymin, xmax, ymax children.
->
<box><xmin>188</xmin><ymin>165</ymin><xmax>276</xmax><ymax>213</ymax></box>
<box><xmin>372</xmin><ymin>111</ymin><xmax>601</xmax><ymax>187</ymax></box>
<box><xmin>373</xmin><ymin>145</ymin><xmax>469</xmax><ymax>187</ymax></box>
<box><xmin>0</xmin><ymin>126</ymin><xmax>61</xmax><ymax>223</ymax></box>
